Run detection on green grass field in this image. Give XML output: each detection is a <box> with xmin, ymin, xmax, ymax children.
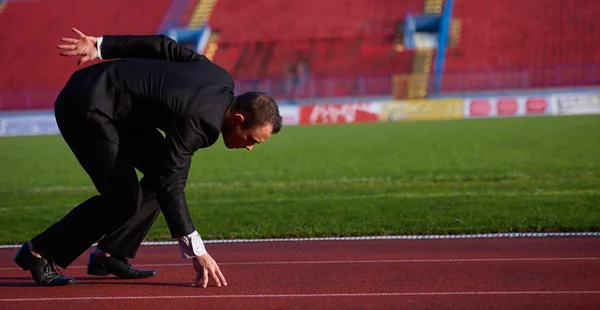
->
<box><xmin>0</xmin><ymin>115</ymin><xmax>598</xmax><ymax>244</ymax></box>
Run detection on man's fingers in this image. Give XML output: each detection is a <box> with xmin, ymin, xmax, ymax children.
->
<box><xmin>60</xmin><ymin>38</ymin><xmax>78</xmax><ymax>44</ymax></box>
<box><xmin>60</xmin><ymin>50</ymin><xmax>80</xmax><ymax>56</ymax></box>
<box><xmin>217</xmin><ymin>269</ymin><xmax>228</xmax><ymax>286</ymax></box>
<box><xmin>78</xmin><ymin>55</ymin><xmax>90</xmax><ymax>66</ymax></box>
<box><xmin>210</xmin><ymin>269</ymin><xmax>221</xmax><ymax>287</ymax></box>
<box><xmin>191</xmin><ymin>270</ymin><xmax>203</xmax><ymax>287</ymax></box>
<box><xmin>202</xmin><ymin>268</ymin><xmax>209</xmax><ymax>288</ymax></box>
<box><xmin>57</xmin><ymin>44</ymin><xmax>76</xmax><ymax>50</ymax></box>
<box><xmin>72</xmin><ymin>28</ymin><xmax>85</xmax><ymax>38</ymax></box>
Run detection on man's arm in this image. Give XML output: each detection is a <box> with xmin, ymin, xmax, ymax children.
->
<box><xmin>157</xmin><ymin>115</ymin><xmax>209</xmax><ymax>239</ymax></box>
<box><xmin>99</xmin><ymin>34</ymin><xmax>205</xmax><ymax>62</ymax></box>
<box><xmin>58</xmin><ymin>28</ymin><xmax>204</xmax><ymax>65</ymax></box>
<box><xmin>159</xmin><ymin>116</ymin><xmax>227</xmax><ymax>288</ymax></box>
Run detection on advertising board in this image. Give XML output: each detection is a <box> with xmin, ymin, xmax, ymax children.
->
<box><xmin>463</xmin><ymin>96</ymin><xmax>549</xmax><ymax>118</ymax></box>
<box><xmin>0</xmin><ymin>113</ymin><xmax>59</xmax><ymax>137</ymax></box>
<box><xmin>298</xmin><ymin>102</ymin><xmax>380</xmax><ymax>125</ymax></box>
<box><xmin>550</xmin><ymin>92</ymin><xmax>600</xmax><ymax>115</ymax></box>
<box><xmin>379</xmin><ymin>99</ymin><xmax>463</xmax><ymax>122</ymax></box>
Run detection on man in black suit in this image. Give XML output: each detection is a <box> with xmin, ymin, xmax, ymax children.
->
<box><xmin>14</xmin><ymin>28</ymin><xmax>282</xmax><ymax>287</ymax></box>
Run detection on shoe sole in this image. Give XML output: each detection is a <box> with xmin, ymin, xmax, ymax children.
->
<box><xmin>87</xmin><ymin>268</ymin><xmax>110</xmax><ymax>276</ymax></box>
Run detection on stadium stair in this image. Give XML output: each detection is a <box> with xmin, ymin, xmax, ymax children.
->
<box><xmin>183</xmin><ymin>0</ymin><xmax>219</xmax><ymax>59</ymax></box>
<box><xmin>203</xmin><ymin>32</ymin><xmax>219</xmax><ymax>60</ymax></box>
<box><xmin>448</xmin><ymin>19</ymin><xmax>461</xmax><ymax>47</ymax></box>
<box><xmin>407</xmin><ymin>49</ymin><xmax>434</xmax><ymax>99</ymax></box>
<box><xmin>393</xmin><ymin>20</ymin><xmax>404</xmax><ymax>52</ymax></box>
<box><xmin>423</xmin><ymin>0</ymin><xmax>443</xmax><ymax>14</ymax></box>
<box><xmin>188</xmin><ymin>0</ymin><xmax>217</xmax><ymax>28</ymax></box>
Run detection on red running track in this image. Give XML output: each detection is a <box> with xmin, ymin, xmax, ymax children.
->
<box><xmin>0</xmin><ymin>237</ymin><xmax>599</xmax><ymax>309</ymax></box>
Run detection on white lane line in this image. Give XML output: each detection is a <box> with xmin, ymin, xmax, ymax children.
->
<box><xmin>2</xmin><ymin>291</ymin><xmax>600</xmax><ymax>302</ymax></box>
<box><xmin>1</xmin><ymin>231</ymin><xmax>599</xmax><ymax>249</ymax></box>
<box><xmin>1</xmin><ymin>257</ymin><xmax>599</xmax><ymax>271</ymax></box>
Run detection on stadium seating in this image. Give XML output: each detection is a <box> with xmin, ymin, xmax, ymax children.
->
<box><xmin>207</xmin><ymin>0</ymin><xmax>422</xmax><ymax>80</ymax></box>
<box><xmin>0</xmin><ymin>0</ymin><xmax>172</xmax><ymax>93</ymax></box>
<box><xmin>442</xmin><ymin>0</ymin><xmax>600</xmax><ymax>92</ymax></box>
<box><xmin>213</xmin><ymin>38</ymin><xmax>415</xmax><ymax>79</ymax></box>
<box><xmin>209</xmin><ymin>0</ymin><xmax>422</xmax><ymax>43</ymax></box>
<box><xmin>2</xmin><ymin>0</ymin><xmax>599</xmax><ymax>110</ymax></box>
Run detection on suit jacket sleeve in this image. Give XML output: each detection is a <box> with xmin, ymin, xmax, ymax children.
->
<box><xmin>157</xmin><ymin>115</ymin><xmax>210</xmax><ymax>238</ymax></box>
<box><xmin>99</xmin><ymin>34</ymin><xmax>205</xmax><ymax>62</ymax></box>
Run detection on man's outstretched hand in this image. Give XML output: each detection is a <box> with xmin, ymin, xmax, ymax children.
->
<box><xmin>192</xmin><ymin>253</ymin><xmax>227</xmax><ymax>288</ymax></box>
<box><xmin>57</xmin><ymin>28</ymin><xmax>98</xmax><ymax>66</ymax></box>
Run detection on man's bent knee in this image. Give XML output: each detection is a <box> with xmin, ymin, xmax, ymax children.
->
<box><xmin>103</xmin><ymin>189</ymin><xmax>143</xmax><ymax>221</ymax></box>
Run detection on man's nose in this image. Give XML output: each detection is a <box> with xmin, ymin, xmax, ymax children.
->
<box><xmin>246</xmin><ymin>145</ymin><xmax>253</xmax><ymax>151</ymax></box>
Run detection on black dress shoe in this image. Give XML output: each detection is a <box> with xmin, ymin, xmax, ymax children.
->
<box><xmin>14</xmin><ymin>242</ymin><xmax>76</xmax><ymax>286</ymax></box>
<box><xmin>87</xmin><ymin>254</ymin><xmax>158</xmax><ymax>279</ymax></box>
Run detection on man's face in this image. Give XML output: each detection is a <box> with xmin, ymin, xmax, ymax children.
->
<box><xmin>222</xmin><ymin>114</ymin><xmax>273</xmax><ymax>150</ymax></box>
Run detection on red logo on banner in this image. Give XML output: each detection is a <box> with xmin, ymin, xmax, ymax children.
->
<box><xmin>299</xmin><ymin>103</ymin><xmax>378</xmax><ymax>125</ymax></box>
<box><xmin>497</xmin><ymin>98</ymin><xmax>518</xmax><ymax>116</ymax></box>
<box><xmin>526</xmin><ymin>97</ymin><xmax>547</xmax><ymax>114</ymax></box>
<box><xmin>470</xmin><ymin>99</ymin><xmax>491</xmax><ymax>117</ymax></box>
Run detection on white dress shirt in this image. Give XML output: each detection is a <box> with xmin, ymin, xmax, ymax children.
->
<box><xmin>177</xmin><ymin>230</ymin><xmax>208</xmax><ymax>259</ymax></box>
<box><xmin>96</xmin><ymin>37</ymin><xmax>104</xmax><ymax>60</ymax></box>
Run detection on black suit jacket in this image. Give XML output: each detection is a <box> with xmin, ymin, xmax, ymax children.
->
<box><xmin>58</xmin><ymin>35</ymin><xmax>235</xmax><ymax>238</ymax></box>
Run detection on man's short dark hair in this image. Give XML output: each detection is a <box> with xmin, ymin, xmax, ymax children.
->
<box><xmin>231</xmin><ymin>91</ymin><xmax>282</xmax><ymax>134</ymax></box>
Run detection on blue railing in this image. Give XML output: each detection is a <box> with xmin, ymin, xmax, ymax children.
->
<box><xmin>235</xmin><ymin>64</ymin><xmax>600</xmax><ymax>100</ymax></box>
<box><xmin>436</xmin><ymin>64</ymin><xmax>600</xmax><ymax>95</ymax></box>
<box><xmin>1</xmin><ymin>64</ymin><xmax>599</xmax><ymax>111</ymax></box>
<box><xmin>0</xmin><ymin>89</ymin><xmax>61</xmax><ymax>112</ymax></box>
<box><xmin>234</xmin><ymin>75</ymin><xmax>395</xmax><ymax>102</ymax></box>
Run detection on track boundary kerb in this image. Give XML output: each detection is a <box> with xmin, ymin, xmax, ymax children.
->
<box><xmin>2</xmin><ymin>291</ymin><xmax>600</xmax><ymax>302</ymax></box>
<box><xmin>0</xmin><ymin>232</ymin><xmax>598</xmax><ymax>249</ymax></box>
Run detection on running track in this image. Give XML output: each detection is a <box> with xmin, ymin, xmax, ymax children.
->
<box><xmin>0</xmin><ymin>237</ymin><xmax>599</xmax><ymax>309</ymax></box>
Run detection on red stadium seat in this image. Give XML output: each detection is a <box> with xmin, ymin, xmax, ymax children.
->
<box><xmin>206</xmin><ymin>0</ymin><xmax>421</xmax><ymax>82</ymax></box>
<box><xmin>443</xmin><ymin>0</ymin><xmax>600</xmax><ymax>91</ymax></box>
<box><xmin>0</xmin><ymin>0</ymin><xmax>172</xmax><ymax>111</ymax></box>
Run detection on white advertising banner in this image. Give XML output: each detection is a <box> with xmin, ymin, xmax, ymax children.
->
<box><xmin>0</xmin><ymin>113</ymin><xmax>59</xmax><ymax>137</ymax></box>
<box><xmin>299</xmin><ymin>102</ymin><xmax>380</xmax><ymax>125</ymax></box>
<box><xmin>278</xmin><ymin>105</ymin><xmax>300</xmax><ymax>126</ymax></box>
<box><xmin>550</xmin><ymin>92</ymin><xmax>600</xmax><ymax>116</ymax></box>
<box><xmin>0</xmin><ymin>106</ymin><xmax>300</xmax><ymax>138</ymax></box>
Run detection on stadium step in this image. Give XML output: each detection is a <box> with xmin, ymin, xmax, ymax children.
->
<box><xmin>449</xmin><ymin>19</ymin><xmax>462</xmax><ymax>46</ymax></box>
<box><xmin>406</xmin><ymin>49</ymin><xmax>434</xmax><ymax>99</ymax></box>
<box><xmin>393</xmin><ymin>20</ymin><xmax>404</xmax><ymax>52</ymax></box>
<box><xmin>423</xmin><ymin>0</ymin><xmax>443</xmax><ymax>14</ymax></box>
<box><xmin>188</xmin><ymin>0</ymin><xmax>217</xmax><ymax>28</ymax></box>
<box><xmin>203</xmin><ymin>32</ymin><xmax>219</xmax><ymax>60</ymax></box>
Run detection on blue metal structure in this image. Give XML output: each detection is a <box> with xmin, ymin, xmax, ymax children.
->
<box><xmin>433</xmin><ymin>0</ymin><xmax>454</xmax><ymax>94</ymax></box>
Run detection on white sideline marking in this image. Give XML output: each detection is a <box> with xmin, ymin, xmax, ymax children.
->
<box><xmin>1</xmin><ymin>291</ymin><xmax>600</xmax><ymax>302</ymax></box>
<box><xmin>140</xmin><ymin>257</ymin><xmax>600</xmax><ymax>267</ymax></box>
<box><xmin>1</xmin><ymin>257</ymin><xmax>599</xmax><ymax>271</ymax></box>
<box><xmin>1</xmin><ymin>232</ymin><xmax>600</xmax><ymax>249</ymax></box>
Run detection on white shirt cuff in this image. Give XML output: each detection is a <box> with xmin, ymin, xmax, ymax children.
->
<box><xmin>96</xmin><ymin>36</ymin><xmax>103</xmax><ymax>60</ymax></box>
<box><xmin>177</xmin><ymin>230</ymin><xmax>207</xmax><ymax>259</ymax></box>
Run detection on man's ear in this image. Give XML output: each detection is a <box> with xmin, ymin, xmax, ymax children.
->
<box><xmin>232</xmin><ymin>113</ymin><xmax>245</xmax><ymax>125</ymax></box>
